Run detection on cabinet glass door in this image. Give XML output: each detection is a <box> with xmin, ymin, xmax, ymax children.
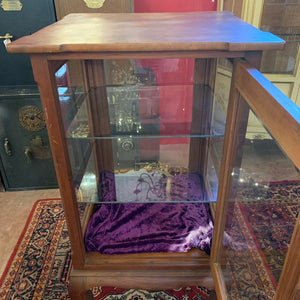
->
<box><xmin>221</xmin><ymin>100</ymin><xmax>299</xmax><ymax>298</ymax></box>
<box><xmin>213</xmin><ymin>60</ymin><xmax>300</xmax><ymax>299</ymax></box>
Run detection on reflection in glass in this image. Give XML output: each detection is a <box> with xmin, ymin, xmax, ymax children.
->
<box><xmin>67</xmin><ymin>138</ymin><xmax>221</xmax><ymax>203</ymax></box>
<box><xmin>54</xmin><ymin>59</ymin><xmax>231</xmax><ymax>203</ymax></box>
<box><xmin>207</xmin><ymin>58</ymin><xmax>233</xmax><ymax>208</ymax></box>
<box><xmin>221</xmin><ymin>98</ymin><xmax>300</xmax><ymax>299</ymax></box>
<box><xmin>260</xmin><ymin>3</ymin><xmax>300</xmax><ymax>74</ymax></box>
<box><xmin>63</xmin><ymin>85</ymin><xmax>224</xmax><ymax>139</ymax></box>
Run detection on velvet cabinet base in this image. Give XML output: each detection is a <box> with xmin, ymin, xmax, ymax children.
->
<box><xmin>7</xmin><ymin>11</ymin><xmax>300</xmax><ymax>299</ymax></box>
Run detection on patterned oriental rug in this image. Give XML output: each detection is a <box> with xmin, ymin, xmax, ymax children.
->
<box><xmin>0</xmin><ymin>181</ymin><xmax>298</xmax><ymax>299</ymax></box>
<box><xmin>227</xmin><ymin>181</ymin><xmax>300</xmax><ymax>299</ymax></box>
<box><xmin>0</xmin><ymin>199</ymin><xmax>211</xmax><ymax>300</ymax></box>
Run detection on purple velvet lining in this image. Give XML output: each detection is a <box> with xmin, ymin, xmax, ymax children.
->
<box><xmin>85</xmin><ymin>171</ymin><xmax>213</xmax><ymax>255</ymax></box>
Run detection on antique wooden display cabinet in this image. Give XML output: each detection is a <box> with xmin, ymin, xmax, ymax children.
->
<box><xmin>7</xmin><ymin>11</ymin><xmax>300</xmax><ymax>299</ymax></box>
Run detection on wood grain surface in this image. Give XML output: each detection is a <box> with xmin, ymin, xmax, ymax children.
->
<box><xmin>7</xmin><ymin>11</ymin><xmax>285</xmax><ymax>54</ymax></box>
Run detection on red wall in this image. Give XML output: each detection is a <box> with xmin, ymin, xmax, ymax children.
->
<box><xmin>135</xmin><ymin>1</ymin><xmax>217</xmax><ymax>145</ymax></box>
<box><xmin>134</xmin><ymin>0</ymin><xmax>217</xmax><ymax>13</ymax></box>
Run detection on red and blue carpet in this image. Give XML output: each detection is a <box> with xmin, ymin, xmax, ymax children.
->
<box><xmin>0</xmin><ymin>181</ymin><xmax>298</xmax><ymax>299</ymax></box>
<box><xmin>0</xmin><ymin>199</ymin><xmax>211</xmax><ymax>300</ymax></box>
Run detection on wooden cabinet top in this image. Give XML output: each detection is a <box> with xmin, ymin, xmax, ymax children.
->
<box><xmin>7</xmin><ymin>11</ymin><xmax>285</xmax><ymax>54</ymax></box>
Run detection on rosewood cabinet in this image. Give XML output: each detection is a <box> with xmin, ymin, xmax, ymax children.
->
<box><xmin>7</xmin><ymin>11</ymin><xmax>300</xmax><ymax>299</ymax></box>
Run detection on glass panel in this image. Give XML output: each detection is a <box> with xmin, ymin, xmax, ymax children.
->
<box><xmin>55</xmin><ymin>59</ymin><xmax>228</xmax><ymax>203</ymax></box>
<box><xmin>69</xmin><ymin>138</ymin><xmax>214</xmax><ymax>203</ymax></box>
<box><xmin>260</xmin><ymin>2</ymin><xmax>300</xmax><ymax>74</ymax></box>
<box><xmin>206</xmin><ymin>58</ymin><xmax>232</xmax><ymax>208</ymax></box>
<box><xmin>211</xmin><ymin>57</ymin><xmax>233</xmax><ymax>163</ymax></box>
<box><xmin>221</xmin><ymin>98</ymin><xmax>300</xmax><ymax>298</ymax></box>
<box><xmin>68</xmin><ymin>139</ymin><xmax>98</xmax><ymax>203</ymax></box>
<box><xmin>55</xmin><ymin>63</ymin><xmax>85</xmax><ymax>131</ymax></box>
<box><xmin>63</xmin><ymin>85</ymin><xmax>224</xmax><ymax>139</ymax></box>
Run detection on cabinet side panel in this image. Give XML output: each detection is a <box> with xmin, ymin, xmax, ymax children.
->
<box><xmin>30</xmin><ymin>54</ymin><xmax>85</xmax><ymax>268</ymax></box>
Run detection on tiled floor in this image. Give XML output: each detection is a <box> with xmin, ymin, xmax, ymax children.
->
<box><xmin>0</xmin><ymin>188</ymin><xmax>60</xmax><ymax>277</ymax></box>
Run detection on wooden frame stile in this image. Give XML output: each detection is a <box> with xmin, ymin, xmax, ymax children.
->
<box><xmin>79</xmin><ymin>59</ymin><xmax>112</xmax><ymax>254</ymax></box>
<box><xmin>210</xmin><ymin>59</ymin><xmax>245</xmax><ymax>300</ymax></box>
<box><xmin>190</xmin><ymin>58</ymin><xmax>218</xmax><ymax>221</ymax></box>
<box><xmin>189</xmin><ymin>58</ymin><xmax>217</xmax><ymax>175</ymax></box>
<box><xmin>81</xmin><ymin>58</ymin><xmax>113</xmax><ymax>208</ymax></box>
<box><xmin>82</xmin><ymin>60</ymin><xmax>114</xmax><ymax>173</ymax></box>
<box><xmin>30</xmin><ymin>54</ymin><xmax>86</xmax><ymax>270</ymax></box>
<box><xmin>213</xmin><ymin>59</ymin><xmax>300</xmax><ymax>299</ymax></box>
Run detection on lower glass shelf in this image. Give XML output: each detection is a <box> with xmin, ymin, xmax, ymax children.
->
<box><xmin>78</xmin><ymin>167</ymin><xmax>206</xmax><ymax>203</ymax></box>
<box><xmin>69</xmin><ymin>138</ymin><xmax>219</xmax><ymax>203</ymax></box>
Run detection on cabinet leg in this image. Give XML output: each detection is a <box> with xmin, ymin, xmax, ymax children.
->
<box><xmin>69</xmin><ymin>276</ymin><xmax>93</xmax><ymax>300</ymax></box>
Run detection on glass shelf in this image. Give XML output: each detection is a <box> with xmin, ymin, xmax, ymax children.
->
<box><xmin>68</xmin><ymin>137</ymin><xmax>219</xmax><ymax>204</ymax></box>
<box><xmin>61</xmin><ymin>84</ymin><xmax>225</xmax><ymax>140</ymax></box>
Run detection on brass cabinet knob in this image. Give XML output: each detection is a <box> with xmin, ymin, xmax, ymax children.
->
<box><xmin>24</xmin><ymin>146</ymin><xmax>33</xmax><ymax>163</ymax></box>
<box><xmin>4</xmin><ymin>138</ymin><xmax>12</xmax><ymax>156</ymax></box>
<box><xmin>0</xmin><ymin>33</ymin><xmax>13</xmax><ymax>39</ymax></box>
